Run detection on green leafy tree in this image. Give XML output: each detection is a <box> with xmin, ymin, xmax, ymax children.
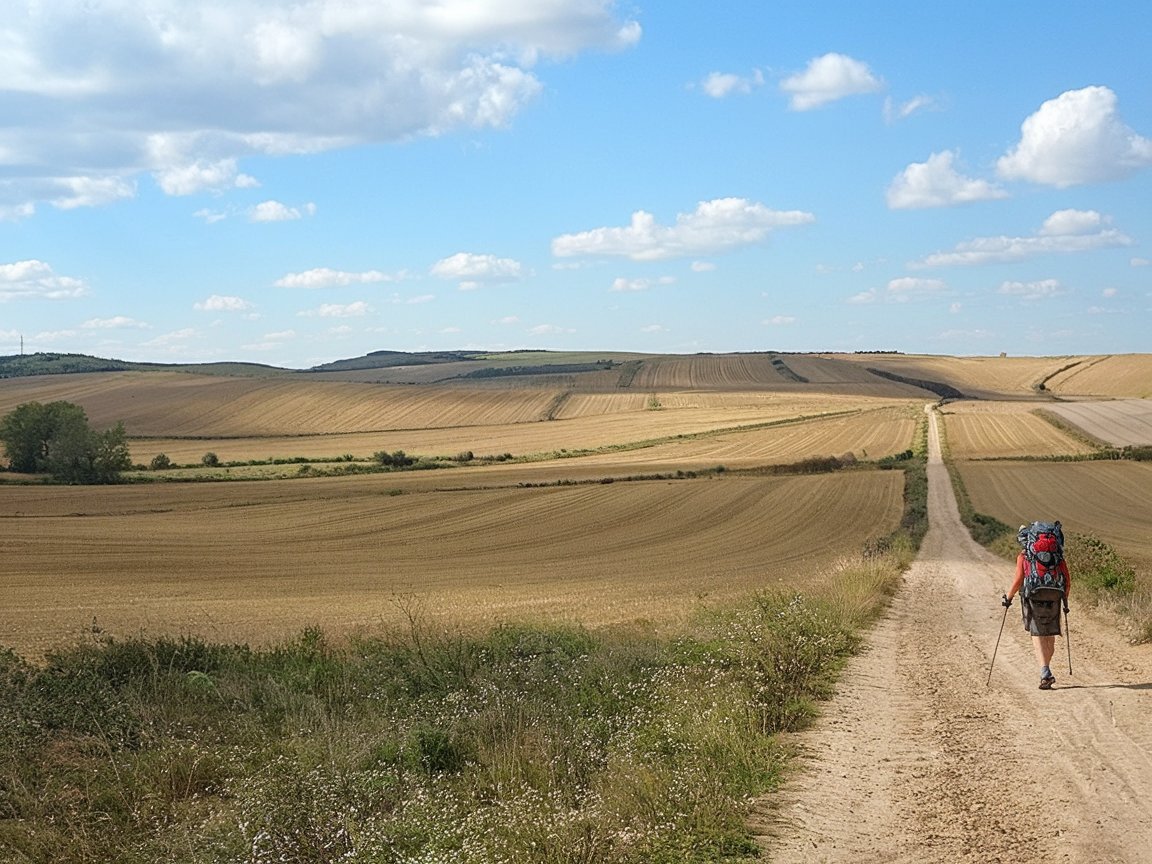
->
<box><xmin>0</xmin><ymin>401</ymin><xmax>131</xmax><ymax>483</ymax></box>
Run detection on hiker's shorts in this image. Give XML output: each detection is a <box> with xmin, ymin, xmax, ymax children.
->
<box><xmin>1023</xmin><ymin>588</ymin><xmax>1064</xmax><ymax>637</ymax></box>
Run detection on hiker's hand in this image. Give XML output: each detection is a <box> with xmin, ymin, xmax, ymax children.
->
<box><xmin>1063</xmin><ymin>599</ymin><xmax>1069</xmax><ymax>613</ymax></box>
<box><xmin>1001</xmin><ymin>594</ymin><xmax>1012</xmax><ymax>609</ymax></box>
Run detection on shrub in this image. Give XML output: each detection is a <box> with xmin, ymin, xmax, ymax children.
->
<box><xmin>202</xmin><ymin>452</ymin><xmax>220</xmax><ymax>467</ymax></box>
<box><xmin>149</xmin><ymin>453</ymin><xmax>172</xmax><ymax>470</ymax></box>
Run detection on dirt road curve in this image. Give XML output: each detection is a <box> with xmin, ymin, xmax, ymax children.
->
<box><xmin>754</xmin><ymin>408</ymin><xmax>1152</xmax><ymax>864</ymax></box>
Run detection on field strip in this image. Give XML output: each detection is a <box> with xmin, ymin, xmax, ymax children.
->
<box><xmin>0</xmin><ymin>471</ymin><xmax>903</xmax><ymax>659</ymax></box>
<box><xmin>1043</xmin><ymin>399</ymin><xmax>1152</xmax><ymax>446</ymax></box>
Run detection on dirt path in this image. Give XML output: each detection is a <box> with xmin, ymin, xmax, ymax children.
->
<box><xmin>754</xmin><ymin>407</ymin><xmax>1152</xmax><ymax>863</ymax></box>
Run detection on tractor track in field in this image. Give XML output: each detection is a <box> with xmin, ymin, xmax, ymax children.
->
<box><xmin>753</xmin><ymin>408</ymin><xmax>1152</xmax><ymax>863</ymax></box>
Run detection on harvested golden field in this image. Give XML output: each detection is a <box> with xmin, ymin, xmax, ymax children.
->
<box><xmin>0</xmin><ymin>372</ymin><xmax>562</xmax><ymax>437</ymax></box>
<box><xmin>0</xmin><ymin>470</ymin><xmax>903</xmax><ymax>659</ymax></box>
<box><xmin>957</xmin><ymin>461</ymin><xmax>1152</xmax><ymax>577</ymax></box>
<box><xmin>824</xmin><ymin>353</ymin><xmax>1095</xmax><ymax>400</ymax></box>
<box><xmin>1044</xmin><ymin>400</ymin><xmax>1152</xmax><ymax>446</ymax></box>
<box><xmin>939</xmin><ymin>402</ymin><xmax>1096</xmax><ymax>459</ymax></box>
<box><xmin>627</xmin><ymin>354</ymin><xmax>796</xmax><ymax>390</ymax></box>
<box><xmin>1044</xmin><ymin>354</ymin><xmax>1152</xmax><ymax>398</ymax></box>
<box><xmin>126</xmin><ymin>396</ymin><xmax>912</xmax><ymax>466</ymax></box>
<box><xmin>566</xmin><ymin>407</ymin><xmax>918</xmax><ymax>471</ymax></box>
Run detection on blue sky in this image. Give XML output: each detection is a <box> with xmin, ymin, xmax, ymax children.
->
<box><xmin>2</xmin><ymin>1</ymin><xmax>1150</xmax><ymax>369</ymax></box>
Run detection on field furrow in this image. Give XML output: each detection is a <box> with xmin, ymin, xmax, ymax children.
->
<box><xmin>0</xmin><ymin>472</ymin><xmax>903</xmax><ymax>658</ymax></box>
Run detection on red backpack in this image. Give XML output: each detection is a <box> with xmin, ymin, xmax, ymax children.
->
<box><xmin>1017</xmin><ymin>521</ymin><xmax>1066</xmax><ymax>597</ymax></box>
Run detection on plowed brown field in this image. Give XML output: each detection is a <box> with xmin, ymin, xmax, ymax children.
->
<box><xmin>0</xmin><ymin>471</ymin><xmax>903</xmax><ymax>658</ymax></box>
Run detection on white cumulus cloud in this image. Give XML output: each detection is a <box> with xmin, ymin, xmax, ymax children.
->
<box><xmin>764</xmin><ymin>315</ymin><xmax>796</xmax><ymax>325</ymax></box>
<box><xmin>0</xmin><ymin>259</ymin><xmax>87</xmax><ymax>301</ymax></box>
<box><xmin>194</xmin><ymin>295</ymin><xmax>255</xmax><ymax>312</ymax></box>
<box><xmin>780</xmin><ymin>53</ymin><xmax>883</xmax><ymax>111</ymax></box>
<box><xmin>999</xmin><ymin>279</ymin><xmax>1066</xmax><ymax>301</ymax></box>
<box><xmin>80</xmin><ymin>316</ymin><xmax>149</xmax><ymax>329</ymax></box>
<box><xmin>997</xmin><ymin>86</ymin><xmax>1152</xmax><ymax>187</ymax></box>
<box><xmin>886</xmin><ymin>151</ymin><xmax>1008</xmax><ymax>209</ymax></box>
<box><xmin>610</xmin><ymin>276</ymin><xmax>675</xmax><ymax>292</ymax></box>
<box><xmin>249</xmin><ymin>200</ymin><xmax>316</xmax><ymax>222</ymax></box>
<box><xmin>431</xmin><ymin>252</ymin><xmax>525</xmax><ymax>289</ymax></box>
<box><xmin>0</xmin><ymin>1</ymin><xmax>640</xmax><ymax>212</ymax></box>
<box><xmin>911</xmin><ymin>210</ymin><xmax>1131</xmax><ymax>268</ymax></box>
<box><xmin>300</xmin><ymin>301</ymin><xmax>371</xmax><ymax>318</ymax></box>
<box><xmin>552</xmin><ymin>198</ymin><xmax>814</xmax><ymax>261</ymax></box>
<box><xmin>700</xmin><ymin>69</ymin><xmax>764</xmax><ymax>98</ymax></box>
<box><xmin>275</xmin><ymin>268</ymin><xmax>398</xmax><ymax>288</ymax></box>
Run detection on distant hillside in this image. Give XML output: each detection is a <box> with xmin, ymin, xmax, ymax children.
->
<box><xmin>0</xmin><ymin>353</ymin><xmax>288</xmax><ymax>379</ymax></box>
<box><xmin>305</xmin><ymin>350</ymin><xmax>485</xmax><ymax>372</ymax></box>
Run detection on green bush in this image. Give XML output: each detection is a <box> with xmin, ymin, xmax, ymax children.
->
<box><xmin>1069</xmin><ymin>532</ymin><xmax>1136</xmax><ymax>596</ymax></box>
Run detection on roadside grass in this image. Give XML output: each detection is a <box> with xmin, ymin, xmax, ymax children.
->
<box><xmin>0</xmin><ymin>542</ymin><xmax>918</xmax><ymax>863</ymax></box>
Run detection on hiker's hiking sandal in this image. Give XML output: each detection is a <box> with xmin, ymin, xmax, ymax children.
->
<box><xmin>1039</xmin><ymin>675</ymin><xmax>1056</xmax><ymax>690</ymax></box>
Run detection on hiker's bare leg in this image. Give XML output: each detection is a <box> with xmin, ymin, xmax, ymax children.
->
<box><xmin>1032</xmin><ymin>635</ymin><xmax>1056</xmax><ymax>669</ymax></box>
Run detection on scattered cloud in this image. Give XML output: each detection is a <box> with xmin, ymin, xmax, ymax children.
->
<box><xmin>949</xmin><ymin>302</ymin><xmax>962</xmax><ymax>314</ymax></box>
<box><xmin>552</xmin><ymin>198</ymin><xmax>814</xmax><ymax>261</ymax></box>
<box><xmin>699</xmin><ymin>69</ymin><xmax>764</xmax><ymax>98</ymax></box>
<box><xmin>194</xmin><ymin>294</ymin><xmax>255</xmax><ymax>312</ymax></box>
<box><xmin>431</xmin><ymin>252</ymin><xmax>525</xmax><ymax>290</ymax></box>
<box><xmin>81</xmin><ymin>316</ymin><xmax>149</xmax><ymax>329</ymax></box>
<box><xmin>275</xmin><ymin>268</ymin><xmax>399</xmax><ymax>288</ymax></box>
<box><xmin>528</xmin><ymin>323</ymin><xmax>574</xmax><ymax>335</ymax></box>
<box><xmin>1</xmin><ymin>1</ymin><xmax>640</xmax><ymax>212</ymax></box>
<box><xmin>610</xmin><ymin>276</ymin><xmax>676</xmax><ymax>292</ymax></box>
<box><xmin>1132</xmin><ymin>257</ymin><xmax>1150</xmax><ymax>267</ymax></box>
<box><xmin>299</xmin><ymin>301</ymin><xmax>372</xmax><ymax>318</ymax></box>
<box><xmin>997</xmin><ymin>86</ymin><xmax>1152</xmax><ymax>187</ymax></box>
<box><xmin>1102</xmin><ymin>287</ymin><xmax>1119</xmax><ymax>298</ymax></box>
<box><xmin>886</xmin><ymin>150</ymin><xmax>1008</xmax><ymax>209</ymax></box>
<box><xmin>0</xmin><ymin>259</ymin><xmax>87</xmax><ymax>301</ymax></box>
<box><xmin>883</xmin><ymin>94</ymin><xmax>938</xmax><ymax>123</ymax></box>
<box><xmin>911</xmin><ymin>210</ymin><xmax>1131</xmax><ymax>268</ymax></box>
<box><xmin>495</xmin><ymin>315</ymin><xmax>521</xmax><ymax>325</ymax></box>
<box><xmin>1039</xmin><ymin>209</ymin><xmax>1107</xmax><ymax>236</ymax></box>
<box><xmin>640</xmin><ymin>324</ymin><xmax>667</xmax><ymax>333</ymax></box>
<box><xmin>690</xmin><ymin>261</ymin><xmax>716</xmax><ymax>272</ymax></box>
<box><xmin>194</xmin><ymin>208</ymin><xmax>228</xmax><ymax>224</ymax></box>
<box><xmin>887</xmin><ymin>277</ymin><xmax>948</xmax><ymax>300</ymax></box>
<box><xmin>780</xmin><ymin>53</ymin><xmax>883</xmax><ymax>111</ymax></box>
<box><xmin>249</xmin><ymin>200</ymin><xmax>316</xmax><ymax>222</ymax></box>
<box><xmin>764</xmin><ymin>315</ymin><xmax>796</xmax><ymax>325</ymax></box>
<box><xmin>998</xmin><ymin>279</ymin><xmax>1066</xmax><ymax>301</ymax></box>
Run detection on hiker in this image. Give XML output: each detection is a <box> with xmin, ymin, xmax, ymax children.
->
<box><xmin>1002</xmin><ymin>521</ymin><xmax>1071</xmax><ymax>690</ymax></box>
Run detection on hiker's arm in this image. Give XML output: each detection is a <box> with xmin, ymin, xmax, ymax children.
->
<box><xmin>1005</xmin><ymin>555</ymin><xmax>1026</xmax><ymax>600</ymax></box>
<box><xmin>1061</xmin><ymin>559</ymin><xmax>1071</xmax><ymax>599</ymax></box>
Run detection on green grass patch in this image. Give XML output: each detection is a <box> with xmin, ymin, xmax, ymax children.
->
<box><xmin>0</xmin><ymin>543</ymin><xmax>913</xmax><ymax>863</ymax></box>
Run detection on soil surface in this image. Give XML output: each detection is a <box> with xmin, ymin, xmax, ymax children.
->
<box><xmin>754</xmin><ymin>408</ymin><xmax>1152</xmax><ymax>863</ymax></box>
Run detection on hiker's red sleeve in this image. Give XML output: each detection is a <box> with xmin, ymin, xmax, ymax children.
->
<box><xmin>1008</xmin><ymin>554</ymin><xmax>1026</xmax><ymax>598</ymax></box>
<box><xmin>1061</xmin><ymin>559</ymin><xmax>1071</xmax><ymax>597</ymax></box>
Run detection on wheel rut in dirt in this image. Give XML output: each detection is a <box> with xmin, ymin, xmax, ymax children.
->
<box><xmin>753</xmin><ymin>407</ymin><xmax>1152</xmax><ymax>864</ymax></box>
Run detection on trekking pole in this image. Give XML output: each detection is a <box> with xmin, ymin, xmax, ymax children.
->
<box><xmin>1064</xmin><ymin>601</ymin><xmax>1072</xmax><ymax>677</ymax></box>
<box><xmin>987</xmin><ymin>597</ymin><xmax>1011</xmax><ymax>688</ymax></box>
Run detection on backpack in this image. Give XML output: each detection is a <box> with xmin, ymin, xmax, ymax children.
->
<box><xmin>1017</xmin><ymin>521</ymin><xmax>1066</xmax><ymax>598</ymax></box>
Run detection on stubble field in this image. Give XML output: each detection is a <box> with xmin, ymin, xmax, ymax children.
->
<box><xmin>2</xmin><ymin>351</ymin><xmax>1149</xmax><ymax>659</ymax></box>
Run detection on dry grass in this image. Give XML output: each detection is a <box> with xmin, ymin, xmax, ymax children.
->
<box><xmin>0</xmin><ymin>471</ymin><xmax>903</xmax><ymax>659</ymax></box>
<box><xmin>940</xmin><ymin>402</ymin><xmax>1097</xmax><ymax>458</ymax></box>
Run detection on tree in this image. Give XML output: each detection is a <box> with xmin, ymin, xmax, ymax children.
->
<box><xmin>0</xmin><ymin>401</ymin><xmax>131</xmax><ymax>483</ymax></box>
<box><xmin>202</xmin><ymin>452</ymin><xmax>220</xmax><ymax>467</ymax></box>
